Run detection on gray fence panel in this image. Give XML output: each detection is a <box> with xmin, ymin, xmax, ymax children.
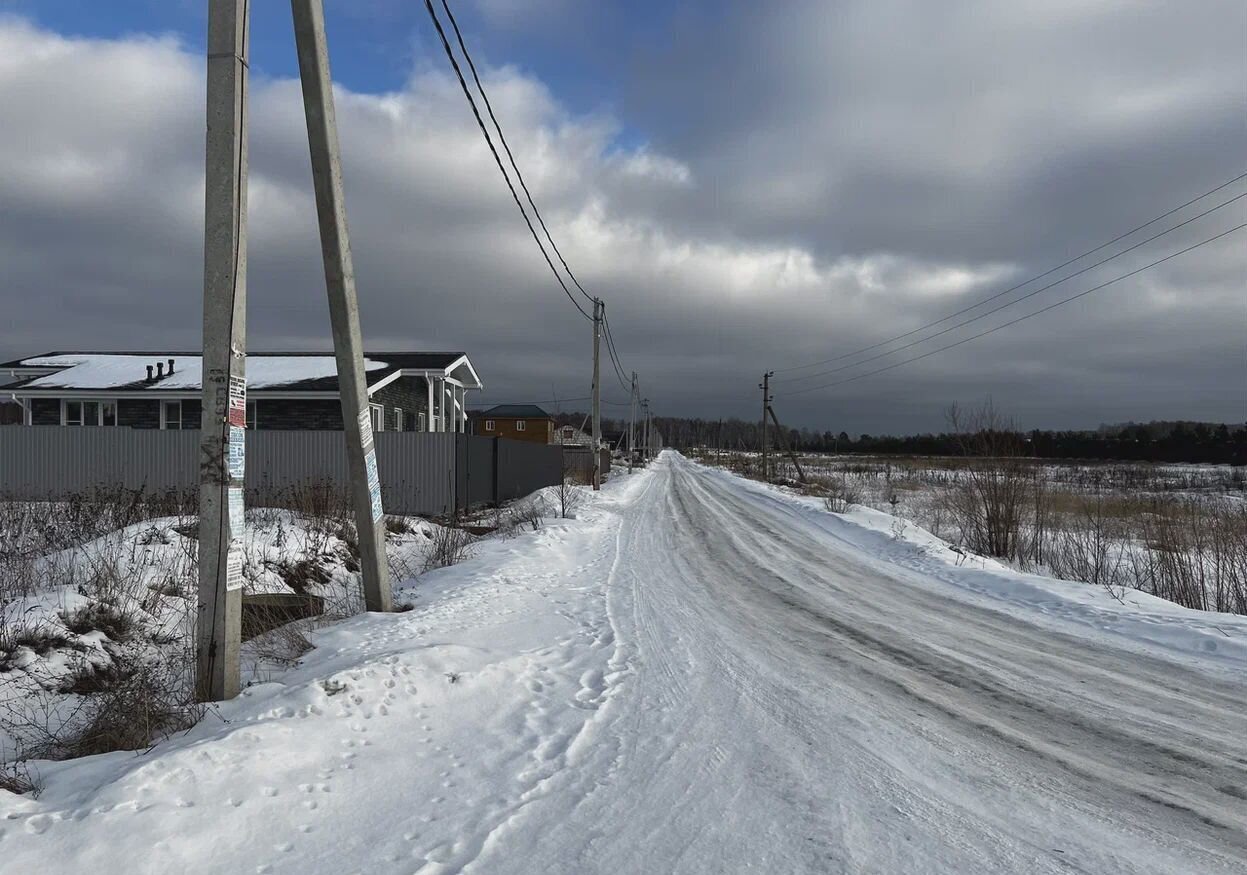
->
<box><xmin>0</xmin><ymin>426</ymin><xmax>199</xmax><ymax>495</ymax></box>
<box><xmin>496</xmin><ymin>439</ymin><xmax>563</xmax><ymax>503</ymax></box>
<box><xmin>463</xmin><ymin>435</ymin><xmax>496</xmax><ymax>510</ymax></box>
<box><xmin>0</xmin><ymin>427</ymin><xmax>561</xmax><ymax>516</ymax></box>
<box><xmin>374</xmin><ymin>432</ymin><xmax>457</xmax><ymax>517</ymax></box>
<box><xmin>560</xmin><ymin>447</ymin><xmax>611</xmax><ymax>484</ymax></box>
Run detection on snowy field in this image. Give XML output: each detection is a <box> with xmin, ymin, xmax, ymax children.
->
<box><xmin>2</xmin><ymin>452</ymin><xmax>1246</xmax><ymax>873</ymax></box>
<box><xmin>696</xmin><ymin>448</ymin><xmax>1247</xmax><ymax>615</ymax></box>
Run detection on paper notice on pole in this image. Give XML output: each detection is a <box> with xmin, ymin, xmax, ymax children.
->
<box><xmin>228</xmin><ymin>375</ymin><xmax>247</xmax><ymax>427</ymax></box>
<box><xmin>365</xmin><ymin>448</ymin><xmax>383</xmax><ymax>521</ymax></box>
<box><xmin>358</xmin><ymin>408</ymin><xmax>374</xmax><ymax>449</ymax></box>
<box><xmin>228</xmin><ymin>486</ymin><xmax>245</xmax><ymax>539</ymax></box>
<box><xmin>225</xmin><ymin>548</ymin><xmax>244</xmax><ymax>591</ymax></box>
<box><xmin>227</xmin><ymin>425</ymin><xmax>245</xmax><ymax>480</ymax></box>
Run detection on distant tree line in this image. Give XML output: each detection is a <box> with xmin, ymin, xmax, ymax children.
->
<box><xmin>553</xmin><ymin>411</ymin><xmax>1247</xmax><ymax>465</ymax></box>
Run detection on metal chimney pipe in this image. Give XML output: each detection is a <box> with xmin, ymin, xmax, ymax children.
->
<box><xmin>146</xmin><ymin>365</ymin><xmax>154</xmax><ymax>382</ymax></box>
<box><xmin>168</xmin><ymin>358</ymin><xmax>175</xmax><ymax>375</ymax></box>
<box><xmin>156</xmin><ymin>362</ymin><xmax>164</xmax><ymax>379</ymax></box>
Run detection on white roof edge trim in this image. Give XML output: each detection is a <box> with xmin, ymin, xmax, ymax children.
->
<box><xmin>447</xmin><ymin>355</ymin><xmax>484</xmax><ymax>391</ymax></box>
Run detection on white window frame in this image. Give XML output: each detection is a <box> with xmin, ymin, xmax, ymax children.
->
<box><xmin>160</xmin><ymin>400</ymin><xmax>184</xmax><ymax>430</ymax></box>
<box><xmin>485</xmin><ymin>420</ymin><xmax>495</xmax><ymax>431</ymax></box>
<box><xmin>61</xmin><ymin>398</ymin><xmax>117</xmax><ymax>427</ymax></box>
<box><xmin>515</xmin><ymin>420</ymin><xmax>526</xmax><ymax>432</ymax></box>
<box><xmin>370</xmin><ymin>403</ymin><xmax>384</xmax><ymax>433</ymax></box>
<box><xmin>418</xmin><ymin>412</ymin><xmax>426</xmax><ymax>432</ymax></box>
<box><xmin>395</xmin><ymin>408</ymin><xmax>405</xmax><ymax>432</ymax></box>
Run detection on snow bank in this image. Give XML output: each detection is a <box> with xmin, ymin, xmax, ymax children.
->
<box><xmin>705</xmin><ymin>463</ymin><xmax>1247</xmax><ymax>676</ymax></box>
<box><xmin>0</xmin><ymin>473</ymin><xmax>648</xmax><ymax>872</ymax></box>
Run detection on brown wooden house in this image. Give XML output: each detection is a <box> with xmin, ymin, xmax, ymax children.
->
<box><xmin>469</xmin><ymin>404</ymin><xmax>555</xmax><ymax>444</ymax></box>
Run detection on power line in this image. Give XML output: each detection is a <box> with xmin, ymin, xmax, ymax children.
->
<box><xmin>422</xmin><ymin>0</ymin><xmax>591</xmax><ymax>320</ymax></box>
<box><xmin>774</xmin><ymin>223</ymin><xmax>1246</xmax><ymax>397</ymax></box>
<box><xmin>601</xmin><ymin>310</ymin><xmax>632</xmax><ymax>392</ymax></box>
<box><xmin>775</xmin><ymin>190</ymin><xmax>1247</xmax><ymax>385</ymax></box>
<box><xmin>436</xmin><ymin>0</ymin><xmax>596</xmax><ymax>307</ymax></box>
<box><xmin>773</xmin><ymin>170</ymin><xmax>1247</xmax><ymax>376</ymax></box>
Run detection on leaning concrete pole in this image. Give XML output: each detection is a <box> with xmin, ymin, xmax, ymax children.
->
<box><xmin>291</xmin><ymin>0</ymin><xmax>391</xmax><ymax>611</ymax></box>
<box><xmin>197</xmin><ymin>0</ymin><xmax>249</xmax><ymax>701</ymax></box>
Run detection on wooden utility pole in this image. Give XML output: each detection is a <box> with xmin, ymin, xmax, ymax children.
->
<box><xmin>592</xmin><ymin>298</ymin><xmax>602</xmax><ymax>490</ymax></box>
<box><xmin>759</xmin><ymin>371</ymin><xmax>773</xmax><ymax>481</ymax></box>
<box><xmin>628</xmin><ymin>371</ymin><xmax>637</xmax><ymax>473</ymax></box>
<box><xmin>767</xmin><ymin>404</ymin><xmax>806</xmax><ymax>483</ymax></box>
<box><xmin>292</xmin><ymin>0</ymin><xmax>391</xmax><ymax>611</ymax></box>
<box><xmin>197</xmin><ymin>0</ymin><xmax>249</xmax><ymax>702</ymax></box>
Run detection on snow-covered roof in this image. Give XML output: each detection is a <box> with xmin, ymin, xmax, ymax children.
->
<box><xmin>2</xmin><ymin>352</ymin><xmax>482</xmax><ymax>393</ymax></box>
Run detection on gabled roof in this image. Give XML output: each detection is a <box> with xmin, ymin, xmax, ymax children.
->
<box><xmin>471</xmin><ymin>404</ymin><xmax>552</xmax><ymax>419</ymax></box>
<box><xmin>1</xmin><ymin>351</ymin><xmax>482</xmax><ymax>394</ymax></box>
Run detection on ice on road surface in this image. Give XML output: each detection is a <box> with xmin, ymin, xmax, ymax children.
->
<box><xmin>4</xmin><ymin>452</ymin><xmax>1246</xmax><ymax>874</ymax></box>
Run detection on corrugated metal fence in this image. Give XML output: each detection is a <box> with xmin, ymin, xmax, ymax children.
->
<box><xmin>0</xmin><ymin>427</ymin><xmax>566</xmax><ymax>516</ymax></box>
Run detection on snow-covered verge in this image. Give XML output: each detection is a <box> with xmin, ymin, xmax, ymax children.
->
<box><xmin>0</xmin><ymin>492</ymin><xmax>532</xmax><ymax>772</ymax></box>
<box><xmin>0</xmin><ymin>474</ymin><xmax>635</xmax><ymax>871</ymax></box>
<box><xmin>695</xmin><ymin>460</ymin><xmax>1247</xmax><ymax>676</ymax></box>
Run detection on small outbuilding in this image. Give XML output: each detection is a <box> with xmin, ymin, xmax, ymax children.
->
<box><xmin>470</xmin><ymin>404</ymin><xmax>555</xmax><ymax>444</ymax></box>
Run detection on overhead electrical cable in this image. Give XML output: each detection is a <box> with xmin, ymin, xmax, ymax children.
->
<box><xmin>774</xmin><ymin>223</ymin><xmax>1247</xmax><ymax>397</ymax></box>
<box><xmin>774</xmin><ymin>190</ymin><xmax>1247</xmax><ymax>384</ymax></box>
<box><xmin>437</xmin><ymin>0</ymin><xmax>596</xmax><ymax>306</ymax></box>
<box><xmin>773</xmin><ymin>170</ymin><xmax>1247</xmax><ymax>376</ymax></box>
<box><xmin>423</xmin><ymin>0</ymin><xmax>591</xmax><ymax>320</ymax></box>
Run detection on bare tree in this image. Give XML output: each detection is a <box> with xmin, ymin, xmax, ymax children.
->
<box><xmin>946</xmin><ymin>400</ymin><xmax>1030</xmax><ymax>559</ymax></box>
<box><xmin>558</xmin><ymin>452</ymin><xmax>589</xmax><ymax>519</ymax></box>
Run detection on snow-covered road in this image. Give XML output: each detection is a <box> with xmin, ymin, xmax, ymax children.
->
<box><xmin>5</xmin><ymin>452</ymin><xmax>1246</xmax><ymax>874</ymax></box>
<box><xmin>487</xmin><ymin>452</ymin><xmax>1247</xmax><ymax>874</ymax></box>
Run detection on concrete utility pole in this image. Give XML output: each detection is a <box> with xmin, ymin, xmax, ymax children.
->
<box><xmin>628</xmin><ymin>372</ymin><xmax>637</xmax><ymax>473</ymax></box>
<box><xmin>759</xmin><ymin>370</ymin><xmax>773</xmax><ymax>481</ymax></box>
<box><xmin>642</xmin><ymin>399</ymin><xmax>651</xmax><ymax>461</ymax></box>
<box><xmin>591</xmin><ymin>298</ymin><xmax>602</xmax><ymax>490</ymax></box>
<box><xmin>198</xmin><ymin>0</ymin><xmax>249</xmax><ymax>702</ymax></box>
<box><xmin>292</xmin><ymin>0</ymin><xmax>391</xmax><ymax>611</ymax></box>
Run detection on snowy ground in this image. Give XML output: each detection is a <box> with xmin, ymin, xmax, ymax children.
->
<box><xmin>2</xmin><ymin>452</ymin><xmax>1246</xmax><ymax>873</ymax></box>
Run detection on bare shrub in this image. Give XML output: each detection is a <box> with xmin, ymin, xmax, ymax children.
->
<box><xmin>2</xmin><ymin>646</ymin><xmax>202</xmax><ymax>761</ymax></box>
<box><xmin>271</xmin><ymin>558</ymin><xmax>331</xmax><ymax>594</ymax></box>
<box><xmin>1125</xmin><ymin>496</ymin><xmax>1247</xmax><ymax>613</ymax></box>
<box><xmin>558</xmin><ymin>457</ymin><xmax>589</xmax><ymax>519</ymax></box>
<box><xmin>423</xmin><ymin>523</ymin><xmax>475</xmax><ymax>573</ymax></box>
<box><xmin>505</xmin><ymin>498</ymin><xmax>546</xmax><ymax>533</ymax></box>
<box><xmin>946</xmin><ymin>400</ymin><xmax>1031</xmax><ymax>559</ymax></box>
<box><xmin>0</xmin><ymin>757</ymin><xmax>41</xmax><ymax>796</ymax></box>
<box><xmin>823</xmin><ymin>475</ymin><xmax>863</xmax><ymax>513</ymax></box>
<box><xmin>385</xmin><ymin>515</ymin><xmax>414</xmax><ymax>536</ymax></box>
<box><xmin>246</xmin><ymin>618</ymin><xmax>313</xmax><ymax>669</ymax></box>
<box><xmin>1044</xmin><ymin>493</ymin><xmax>1130</xmax><ymax>602</ymax></box>
<box><xmin>59</xmin><ymin>661</ymin><xmax>202</xmax><ymax>758</ymax></box>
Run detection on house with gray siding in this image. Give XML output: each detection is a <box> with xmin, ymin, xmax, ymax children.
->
<box><xmin>1</xmin><ymin>351</ymin><xmax>482</xmax><ymax>433</ymax></box>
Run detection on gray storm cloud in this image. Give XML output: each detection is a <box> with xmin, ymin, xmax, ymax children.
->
<box><xmin>0</xmin><ymin>4</ymin><xmax>1243</xmax><ymax>432</ymax></box>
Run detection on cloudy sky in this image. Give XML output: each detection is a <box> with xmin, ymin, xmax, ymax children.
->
<box><xmin>0</xmin><ymin>0</ymin><xmax>1243</xmax><ymax>433</ymax></box>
